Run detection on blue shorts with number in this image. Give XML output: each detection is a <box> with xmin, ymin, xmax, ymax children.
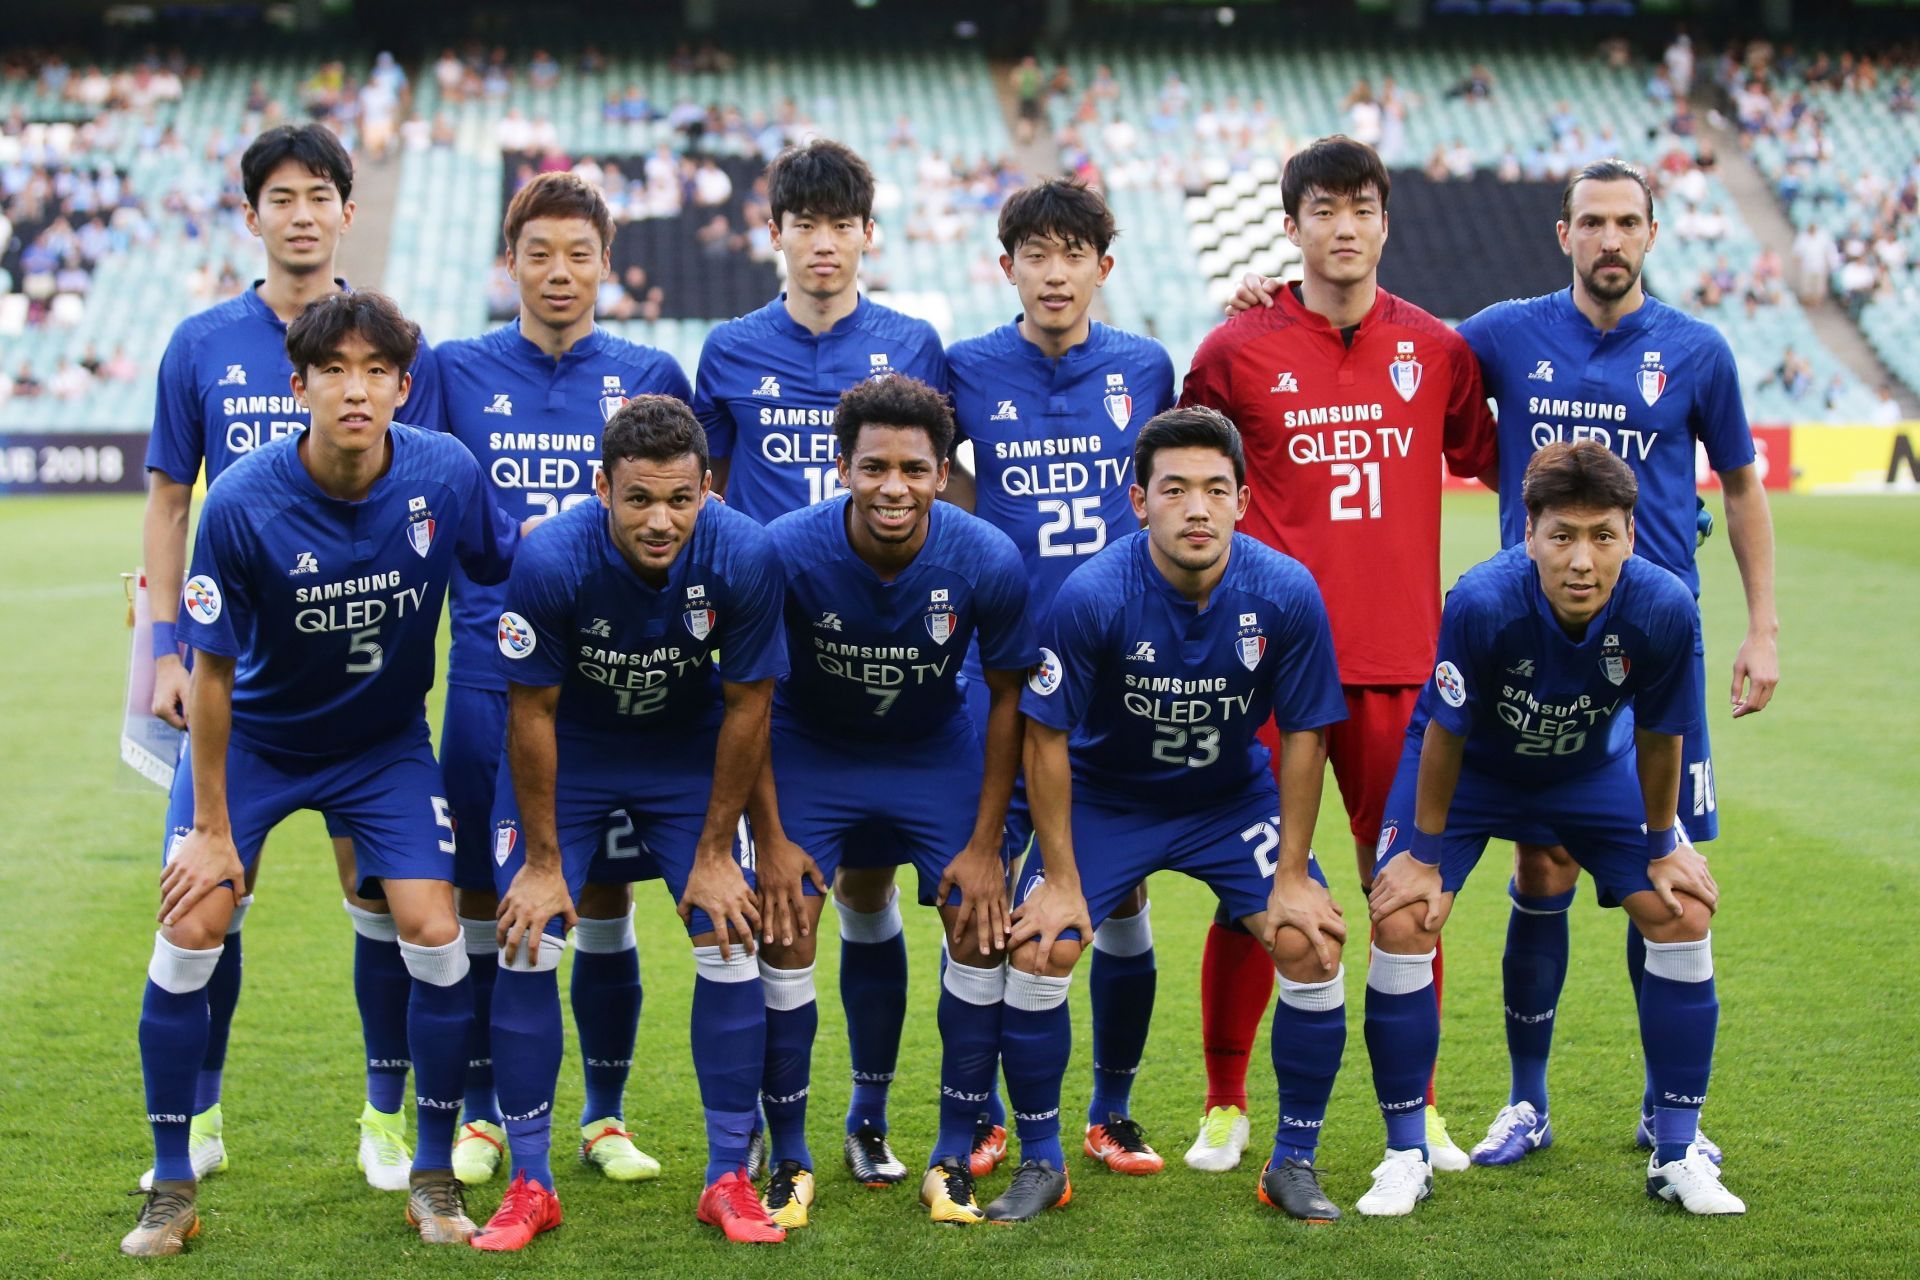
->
<box><xmin>1376</xmin><ymin>731</ymin><xmax>1658</xmax><ymax>908</ymax></box>
<box><xmin>490</xmin><ymin>729</ymin><xmax>743</xmax><ymax>937</ymax></box>
<box><xmin>1014</xmin><ymin>783</ymin><xmax>1326</xmax><ymax>943</ymax></box>
<box><xmin>442</xmin><ymin>684</ymin><xmax>658</xmax><ymax>893</ymax></box>
<box><xmin>164</xmin><ymin>718</ymin><xmax>455</xmax><ymax>895</ymax></box>
<box><xmin>770</xmin><ymin>713</ymin><xmax>999</xmax><ymax>908</ymax></box>
<box><xmin>1499</xmin><ymin>649</ymin><xmax>1718</xmax><ymax>849</ymax></box>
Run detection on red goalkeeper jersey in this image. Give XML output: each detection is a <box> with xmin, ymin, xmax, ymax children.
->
<box><xmin>1181</xmin><ymin>285</ymin><xmax>1495</xmax><ymax>686</ymax></box>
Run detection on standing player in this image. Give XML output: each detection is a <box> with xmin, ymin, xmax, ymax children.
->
<box><xmin>473</xmin><ymin>398</ymin><xmax>790</xmax><ymax>1250</ymax></box>
<box><xmin>1454</xmin><ymin>160</ymin><xmax>1777</xmax><ymax>1165</ymax></box>
<box><xmin>1009</xmin><ymin>407</ymin><xmax>1351</xmax><ymax>1224</ymax></box>
<box><xmin>122</xmin><ymin>291</ymin><xmax>516</xmax><ymax>1256</ymax></box>
<box><xmin>1360</xmin><ymin>441</ymin><xmax>1741</xmax><ymax>1217</ymax></box>
<box><xmin>1180</xmin><ymin>136</ymin><xmax>1494</xmax><ymax>1174</ymax></box>
<box><xmin>692</xmin><ymin>138</ymin><xmax>951</xmax><ymax>1179</ymax></box>
<box><xmin>139</xmin><ymin>122</ymin><xmax>445</xmax><ymax>1193</ymax></box>
<box><xmin>432</xmin><ymin>171</ymin><xmax>690</xmax><ymax>1187</ymax></box>
<box><xmin>749</xmin><ymin>377</ymin><xmax>1035</xmax><ymax>1228</ymax></box>
<box><xmin>947</xmin><ymin>178</ymin><xmax>1175</xmax><ymax>1175</ymax></box>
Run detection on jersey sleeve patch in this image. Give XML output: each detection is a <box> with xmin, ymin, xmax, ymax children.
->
<box><xmin>1028</xmin><ymin>646</ymin><xmax>1062</xmax><ymax>696</ymax></box>
<box><xmin>183</xmin><ymin>575</ymin><xmax>223</xmax><ymax>625</ymax></box>
<box><xmin>1434</xmin><ymin>660</ymin><xmax>1466</xmax><ymax>708</ymax></box>
<box><xmin>497</xmin><ymin>611</ymin><xmax>538</xmax><ymax>659</ymax></box>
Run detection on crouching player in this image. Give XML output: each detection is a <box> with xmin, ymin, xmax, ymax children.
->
<box><xmin>1360</xmin><ymin>440</ymin><xmax>1741</xmax><ymax>1217</ymax></box>
<box><xmin>476</xmin><ymin>396</ymin><xmax>791</xmax><ymax>1250</ymax></box>
<box><xmin>1011</xmin><ymin>407</ymin><xmax>1352</xmax><ymax>1224</ymax></box>
<box><xmin>123</xmin><ymin>291</ymin><xmax>519</xmax><ymax>1256</ymax></box>
<box><xmin>750</xmin><ymin>376</ymin><xmax>1035</xmax><ymax>1228</ymax></box>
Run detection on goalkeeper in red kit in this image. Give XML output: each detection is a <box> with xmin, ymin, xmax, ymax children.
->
<box><xmin>1177</xmin><ymin>136</ymin><xmax>1495</xmax><ymax>1176</ymax></box>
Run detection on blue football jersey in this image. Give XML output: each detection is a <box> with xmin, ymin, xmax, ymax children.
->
<box><xmin>1021</xmin><ymin>531</ymin><xmax>1347</xmax><ymax>806</ymax></box>
<box><xmin>691</xmin><ymin>294</ymin><xmax>948</xmax><ymax>522</ymax></box>
<box><xmin>948</xmin><ymin>318</ymin><xmax>1175</xmax><ymax>618</ymax></box>
<box><xmin>1459</xmin><ymin>289</ymin><xmax>1754</xmax><ymax>593</ymax></box>
<box><xmin>436</xmin><ymin>323</ymin><xmax>692</xmax><ymax>692</ymax></box>
<box><xmin>767</xmin><ymin>496</ymin><xmax>1036</xmax><ymax>742</ymax></box>
<box><xmin>147</xmin><ymin>280</ymin><xmax>445</xmax><ymax>485</ymax></box>
<box><xmin>496</xmin><ymin>497</ymin><xmax>786</xmax><ymax>739</ymax></box>
<box><xmin>176</xmin><ymin>425</ymin><xmax>516</xmax><ymax>759</ymax></box>
<box><xmin>1416</xmin><ymin>545</ymin><xmax>1703</xmax><ymax>786</ymax></box>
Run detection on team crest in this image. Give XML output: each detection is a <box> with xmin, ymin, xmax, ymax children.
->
<box><xmin>1389</xmin><ymin>341</ymin><xmax>1422</xmax><ymax>403</ymax></box>
<box><xmin>407</xmin><ymin>518</ymin><xmax>435</xmax><ymax>557</ymax></box>
<box><xmin>1236</xmin><ymin>635</ymin><xmax>1266</xmax><ymax>671</ymax></box>
<box><xmin>925</xmin><ymin>587</ymin><xmax>956</xmax><ymax>645</ymax></box>
<box><xmin>1602</xmin><ymin>655</ymin><xmax>1630</xmax><ymax>685</ymax></box>
<box><xmin>493</xmin><ymin>823</ymin><xmax>518</xmax><ymax>867</ymax></box>
<box><xmin>1638</xmin><ymin>351</ymin><xmax>1667</xmax><ymax>407</ymax></box>
<box><xmin>1102</xmin><ymin>392</ymin><xmax>1133</xmax><ymax>430</ymax></box>
<box><xmin>684</xmin><ymin>608</ymin><xmax>716</xmax><ymax>642</ymax></box>
<box><xmin>1376</xmin><ymin>823</ymin><xmax>1397</xmax><ymax>860</ymax></box>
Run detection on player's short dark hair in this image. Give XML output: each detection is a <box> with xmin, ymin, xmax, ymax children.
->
<box><xmin>833</xmin><ymin>376</ymin><xmax>955</xmax><ymax>464</ymax></box>
<box><xmin>997</xmin><ymin>179</ymin><xmax>1118</xmax><ymax>256</ymax></box>
<box><xmin>1522</xmin><ymin>440</ymin><xmax>1639</xmax><ymax>520</ymax></box>
<box><xmin>1281</xmin><ymin>135</ymin><xmax>1390</xmax><ymax>220</ymax></box>
<box><xmin>241</xmin><ymin>123</ymin><xmax>354</xmax><ymax>209</ymax></box>
<box><xmin>503</xmin><ymin>171</ymin><xmax>616</xmax><ymax>256</ymax></box>
<box><xmin>603</xmin><ymin>395</ymin><xmax>709</xmax><ymax>477</ymax></box>
<box><xmin>1560</xmin><ymin>158</ymin><xmax>1656</xmax><ymax>225</ymax></box>
<box><xmin>1134</xmin><ymin>406</ymin><xmax>1246</xmax><ymax>487</ymax></box>
<box><xmin>284</xmin><ymin>290</ymin><xmax>419</xmax><ymax>376</ymax></box>
<box><xmin>765</xmin><ymin>138</ymin><xmax>874</xmax><ymax>225</ymax></box>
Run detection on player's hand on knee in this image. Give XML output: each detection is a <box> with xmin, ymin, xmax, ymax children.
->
<box><xmin>1649</xmin><ymin>841</ymin><xmax>1718</xmax><ymax>917</ymax></box>
<box><xmin>680</xmin><ymin>854</ymin><xmax>761</xmax><ymax>960</ymax></box>
<box><xmin>938</xmin><ymin>840</ymin><xmax>1009</xmax><ymax>959</ymax></box>
<box><xmin>1008</xmin><ymin>878</ymin><xmax>1089</xmax><ymax>973</ymax></box>
<box><xmin>1730</xmin><ymin>634</ymin><xmax>1780</xmax><ymax>718</ymax></box>
<box><xmin>1224</xmin><ymin>272</ymin><xmax>1283</xmax><ymax>314</ymax></box>
<box><xmin>152</xmin><ymin>656</ymin><xmax>190</xmax><ymax>729</ymax></box>
<box><xmin>755</xmin><ymin>835</ymin><xmax>826</xmax><ymax>947</ymax></box>
<box><xmin>158</xmin><ymin>827</ymin><xmax>245</xmax><ymax>925</ymax></box>
<box><xmin>1262</xmin><ymin>874</ymin><xmax>1346</xmax><ymax>975</ymax></box>
<box><xmin>497</xmin><ymin>860</ymin><xmax>578</xmax><ymax>965</ymax></box>
<box><xmin>1369</xmin><ymin>854</ymin><xmax>1448</xmax><ymax>932</ymax></box>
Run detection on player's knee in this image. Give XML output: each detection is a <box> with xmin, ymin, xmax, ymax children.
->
<box><xmin>1372</xmin><ymin>903</ymin><xmax>1440</xmax><ymax>954</ymax></box>
<box><xmin>1268</xmin><ymin>922</ymin><xmax>1341</xmax><ymax>979</ymax></box>
<box><xmin>148</xmin><ymin>929</ymin><xmax>225</xmax><ymax>992</ymax></box>
<box><xmin>576</xmin><ymin>880</ymin><xmax>633</xmax><ymax>917</ymax></box>
<box><xmin>760</xmin><ymin>933</ymin><xmax>818</xmax><ymax>970</ymax></box>
<box><xmin>833</xmin><ymin>866</ymin><xmax>897</xmax><ymax>914</ymax></box>
<box><xmin>1513</xmin><ymin>841</ymin><xmax>1581</xmax><ymax>897</ymax></box>
<box><xmin>1009</xmin><ymin>936</ymin><xmax>1080</xmax><ymax>978</ymax></box>
<box><xmin>1638</xmin><ymin>892</ymin><xmax>1713</xmax><ymax>944</ymax></box>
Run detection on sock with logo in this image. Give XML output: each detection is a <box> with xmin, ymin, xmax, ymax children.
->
<box><xmin>1505</xmin><ymin>881</ymin><xmax>1574</xmax><ymax>1113</ymax></box>
<box><xmin>693</xmin><ymin>946</ymin><xmax>766</xmax><ymax>1182</ymax></box>
<box><xmin>1640</xmin><ymin>935</ymin><xmax>1718</xmax><ymax>1165</ymax></box>
<box><xmin>759</xmin><ymin>960</ymin><xmax>818</xmax><ymax>1171</ymax></box>
<box><xmin>194</xmin><ymin>897</ymin><xmax>249</xmax><ymax>1114</ymax></box>
<box><xmin>572</xmin><ymin>911</ymin><xmax>642</xmax><ymax>1126</ymax></box>
<box><xmin>346</xmin><ymin>902</ymin><xmax>412</xmax><ymax>1115</ymax></box>
<box><xmin>1364</xmin><ymin>946</ymin><xmax>1437</xmax><ymax>1160</ymax></box>
<box><xmin>458</xmin><ymin>916</ymin><xmax>503</xmax><ymax>1126</ymax></box>
<box><xmin>1270</xmin><ymin>968</ymin><xmax>1346</xmax><ymax>1165</ymax></box>
<box><xmin>1087</xmin><ymin>905</ymin><xmax>1156</xmax><ymax>1125</ymax></box>
<box><xmin>836</xmin><ymin>890</ymin><xmax>908</xmax><ymax>1135</ymax></box>
<box><xmin>1000</xmin><ymin>967</ymin><xmax>1072</xmax><ymax>1168</ymax></box>
<box><xmin>934</xmin><ymin>951</ymin><xmax>1005</xmax><ymax>1165</ymax></box>
<box><xmin>141</xmin><ymin>934</ymin><xmax>222</xmax><ymax>1183</ymax></box>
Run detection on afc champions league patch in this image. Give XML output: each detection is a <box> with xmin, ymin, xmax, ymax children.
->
<box><xmin>1389</xmin><ymin>340</ymin><xmax>1423</xmax><ymax>403</ymax></box>
<box><xmin>493</xmin><ymin>822</ymin><xmax>518</xmax><ymax>867</ymax></box>
<box><xmin>1028</xmin><ymin>647</ymin><xmax>1062</xmax><ymax>696</ymax></box>
<box><xmin>1235</xmin><ymin>610</ymin><xmax>1265</xmax><ymax>671</ymax></box>
<box><xmin>1637</xmin><ymin>350</ymin><xmax>1668</xmax><ymax>407</ymax></box>
<box><xmin>405</xmin><ymin>495</ymin><xmax>435</xmax><ymax>558</ymax></box>
<box><xmin>924</xmin><ymin>586</ymin><xmax>956</xmax><ymax>645</ymax></box>
<box><xmin>1102</xmin><ymin>372</ymin><xmax>1132</xmax><ymax>430</ymax></box>
<box><xmin>598</xmin><ymin>374</ymin><xmax>629</xmax><ymax>423</ymax></box>
<box><xmin>1434</xmin><ymin>660</ymin><xmax>1466</xmax><ymax>707</ymax></box>
<box><xmin>183</xmin><ymin>574</ymin><xmax>222</xmax><ymax>625</ymax></box>
<box><xmin>497</xmin><ymin>611</ymin><xmax>536</xmax><ymax>659</ymax></box>
<box><xmin>683</xmin><ymin>581</ymin><xmax>715</xmax><ymax>642</ymax></box>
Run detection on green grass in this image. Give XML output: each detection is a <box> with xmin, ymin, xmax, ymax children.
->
<box><xmin>2</xmin><ymin>492</ymin><xmax>1916</xmax><ymax>1278</ymax></box>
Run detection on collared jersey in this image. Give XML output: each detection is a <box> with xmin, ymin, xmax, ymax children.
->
<box><xmin>949</xmin><ymin>317</ymin><xmax>1175</xmax><ymax>618</ymax></box>
<box><xmin>436</xmin><ymin>322</ymin><xmax>692</xmax><ymax>690</ymax></box>
<box><xmin>1021</xmin><ymin>530</ymin><xmax>1347</xmax><ymax>806</ymax></box>
<box><xmin>147</xmin><ymin>280</ymin><xmax>445</xmax><ymax>485</ymax></box>
<box><xmin>692</xmin><ymin>293</ymin><xmax>948</xmax><ymax>522</ymax></box>
<box><xmin>1459</xmin><ymin>289</ymin><xmax>1754</xmax><ymax>594</ymax></box>
<box><xmin>767</xmin><ymin>495</ymin><xmax>1036</xmax><ymax>743</ymax></box>
<box><xmin>1416</xmin><ymin>545</ymin><xmax>1702</xmax><ymax>787</ymax></box>
<box><xmin>1180</xmin><ymin>285</ymin><xmax>1497</xmax><ymax>685</ymax></box>
<box><xmin>496</xmin><ymin>497</ymin><xmax>786</xmax><ymax>740</ymax></box>
<box><xmin>176</xmin><ymin>425</ymin><xmax>516</xmax><ymax>759</ymax></box>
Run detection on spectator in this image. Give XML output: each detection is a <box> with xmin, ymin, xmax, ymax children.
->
<box><xmin>50</xmin><ymin>355</ymin><xmax>92</xmax><ymax>399</ymax></box>
<box><xmin>1665</xmin><ymin>31</ymin><xmax>1695</xmax><ymax>96</ymax></box>
<box><xmin>1424</xmin><ymin>145</ymin><xmax>1451</xmax><ymax>183</ymax></box>
<box><xmin>1759</xmin><ymin>346</ymin><xmax>1813</xmax><ymax>400</ymax></box>
<box><xmin>1011</xmin><ymin>56</ymin><xmax>1043</xmax><ymax>144</ymax></box>
<box><xmin>1870</xmin><ymin>384</ymin><xmax>1903</xmax><ymax>426</ymax></box>
<box><xmin>103</xmin><ymin>344</ymin><xmax>136</xmax><ymax>382</ymax></box>
<box><xmin>1690</xmin><ymin>269</ymin><xmax>1724</xmax><ymax>310</ymax></box>
<box><xmin>1496</xmin><ymin>144</ymin><xmax>1522</xmax><ymax>183</ymax></box>
<box><xmin>691</xmin><ymin>157</ymin><xmax>733</xmax><ymax>208</ymax></box>
<box><xmin>1344</xmin><ymin>79</ymin><xmax>1382</xmax><ymax>148</ymax></box>
<box><xmin>528</xmin><ymin>50</ymin><xmax>559</xmax><ymax>92</ymax></box>
<box><xmin>1791</xmin><ymin>220</ymin><xmax>1838</xmax><ymax>304</ymax></box>
<box><xmin>1444</xmin><ymin>138</ymin><xmax>1475</xmax><ymax>180</ymax></box>
<box><xmin>11</xmin><ymin>361</ymin><xmax>41</xmax><ymax>398</ymax></box>
<box><xmin>1446</xmin><ymin>63</ymin><xmax>1495</xmax><ymax>102</ymax></box>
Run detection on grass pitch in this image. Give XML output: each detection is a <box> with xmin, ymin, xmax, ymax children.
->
<box><xmin>1</xmin><ymin>491</ymin><xmax>1915</xmax><ymax>1279</ymax></box>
